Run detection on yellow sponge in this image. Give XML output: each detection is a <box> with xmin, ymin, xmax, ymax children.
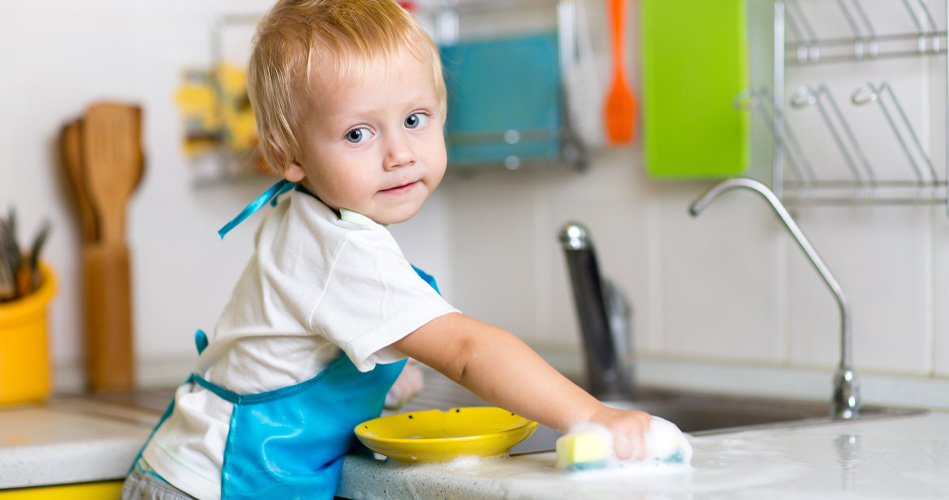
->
<box><xmin>555</xmin><ymin>429</ymin><xmax>611</xmax><ymax>471</ymax></box>
<box><xmin>555</xmin><ymin>418</ymin><xmax>694</xmax><ymax>472</ymax></box>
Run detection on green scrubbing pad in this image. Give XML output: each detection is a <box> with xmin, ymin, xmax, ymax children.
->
<box><xmin>555</xmin><ymin>429</ymin><xmax>611</xmax><ymax>471</ymax></box>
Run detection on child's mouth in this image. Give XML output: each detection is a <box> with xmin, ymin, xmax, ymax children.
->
<box><xmin>380</xmin><ymin>181</ymin><xmax>418</xmax><ymax>195</ymax></box>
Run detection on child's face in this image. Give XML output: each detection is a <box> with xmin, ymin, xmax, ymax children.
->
<box><xmin>284</xmin><ymin>49</ymin><xmax>446</xmax><ymax>225</ymax></box>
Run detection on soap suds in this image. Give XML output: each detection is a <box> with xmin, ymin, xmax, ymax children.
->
<box><xmin>442</xmin><ymin>454</ymin><xmax>500</xmax><ymax>467</ymax></box>
<box><xmin>559</xmin><ymin>417</ymin><xmax>694</xmax><ymax>475</ymax></box>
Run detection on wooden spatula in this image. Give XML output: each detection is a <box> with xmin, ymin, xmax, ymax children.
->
<box><xmin>80</xmin><ymin>102</ymin><xmax>143</xmax><ymax>392</ymax></box>
<box><xmin>82</xmin><ymin>103</ymin><xmax>143</xmax><ymax>245</ymax></box>
<box><xmin>60</xmin><ymin>119</ymin><xmax>99</xmax><ymax>243</ymax></box>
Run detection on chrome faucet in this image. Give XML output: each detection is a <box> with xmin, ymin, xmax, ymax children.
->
<box><xmin>689</xmin><ymin>177</ymin><xmax>860</xmax><ymax>420</ymax></box>
<box><xmin>559</xmin><ymin>222</ymin><xmax>635</xmax><ymax>401</ymax></box>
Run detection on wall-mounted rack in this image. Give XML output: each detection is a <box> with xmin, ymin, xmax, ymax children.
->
<box><xmin>434</xmin><ymin>0</ymin><xmax>587</xmax><ymax>171</ymax></box>
<box><xmin>201</xmin><ymin>13</ymin><xmax>269</xmax><ymax>187</ymax></box>
<box><xmin>767</xmin><ymin>0</ymin><xmax>949</xmax><ymax>210</ymax></box>
<box><xmin>784</xmin><ymin>0</ymin><xmax>947</xmax><ymax>64</ymax></box>
<box><xmin>175</xmin><ymin>13</ymin><xmax>271</xmax><ymax>189</ymax></box>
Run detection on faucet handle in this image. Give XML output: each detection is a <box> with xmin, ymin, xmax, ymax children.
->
<box><xmin>559</xmin><ymin>222</ymin><xmax>591</xmax><ymax>251</ymax></box>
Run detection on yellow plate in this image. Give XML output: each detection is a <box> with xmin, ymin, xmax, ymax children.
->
<box><xmin>354</xmin><ymin>407</ymin><xmax>538</xmax><ymax>462</ymax></box>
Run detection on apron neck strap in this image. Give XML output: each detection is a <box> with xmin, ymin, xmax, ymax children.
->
<box><xmin>218</xmin><ymin>179</ymin><xmax>297</xmax><ymax>239</ymax></box>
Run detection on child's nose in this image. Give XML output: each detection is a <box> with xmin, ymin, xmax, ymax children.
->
<box><xmin>383</xmin><ymin>131</ymin><xmax>415</xmax><ymax>170</ymax></box>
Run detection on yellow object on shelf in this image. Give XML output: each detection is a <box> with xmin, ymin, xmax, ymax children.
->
<box><xmin>0</xmin><ymin>481</ymin><xmax>121</xmax><ymax>499</ymax></box>
<box><xmin>0</xmin><ymin>264</ymin><xmax>56</xmax><ymax>405</ymax></box>
<box><xmin>175</xmin><ymin>62</ymin><xmax>258</xmax><ymax>157</ymax></box>
<box><xmin>354</xmin><ymin>407</ymin><xmax>538</xmax><ymax>463</ymax></box>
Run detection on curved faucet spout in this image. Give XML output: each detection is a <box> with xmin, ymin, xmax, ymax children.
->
<box><xmin>689</xmin><ymin>178</ymin><xmax>860</xmax><ymax>419</ymax></box>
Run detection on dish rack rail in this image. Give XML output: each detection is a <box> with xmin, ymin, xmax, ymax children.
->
<box><xmin>756</xmin><ymin>0</ymin><xmax>949</xmax><ymax>210</ymax></box>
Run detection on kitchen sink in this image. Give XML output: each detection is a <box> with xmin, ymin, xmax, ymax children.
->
<box><xmin>400</xmin><ymin>370</ymin><xmax>923</xmax><ymax>455</ymax></box>
<box><xmin>511</xmin><ymin>391</ymin><xmax>920</xmax><ymax>454</ymax></box>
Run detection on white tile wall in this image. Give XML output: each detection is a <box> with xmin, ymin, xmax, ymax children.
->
<box><xmin>657</xmin><ymin>183</ymin><xmax>786</xmax><ymax>363</ymax></box>
<box><xmin>441</xmin><ymin>170</ymin><xmax>544</xmax><ymax>343</ymax></box>
<box><xmin>933</xmin><ymin>205</ymin><xmax>949</xmax><ymax>376</ymax></box>
<box><xmin>787</xmin><ymin>206</ymin><xmax>932</xmax><ymax>374</ymax></box>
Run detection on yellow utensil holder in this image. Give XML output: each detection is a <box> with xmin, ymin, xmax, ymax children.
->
<box><xmin>0</xmin><ymin>264</ymin><xmax>56</xmax><ymax>405</ymax></box>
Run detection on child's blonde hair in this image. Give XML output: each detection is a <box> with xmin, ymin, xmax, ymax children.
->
<box><xmin>247</xmin><ymin>0</ymin><xmax>446</xmax><ymax>172</ymax></box>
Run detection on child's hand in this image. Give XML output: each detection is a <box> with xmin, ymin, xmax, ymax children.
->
<box><xmin>384</xmin><ymin>358</ymin><xmax>424</xmax><ymax>410</ymax></box>
<box><xmin>586</xmin><ymin>406</ymin><xmax>652</xmax><ymax>461</ymax></box>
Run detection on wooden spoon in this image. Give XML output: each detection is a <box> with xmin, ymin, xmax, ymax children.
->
<box><xmin>81</xmin><ymin>103</ymin><xmax>144</xmax><ymax>246</ymax></box>
<box><xmin>61</xmin><ymin>119</ymin><xmax>99</xmax><ymax>243</ymax></box>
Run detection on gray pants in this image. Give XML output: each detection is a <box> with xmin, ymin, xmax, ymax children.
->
<box><xmin>120</xmin><ymin>460</ymin><xmax>196</xmax><ymax>500</ymax></box>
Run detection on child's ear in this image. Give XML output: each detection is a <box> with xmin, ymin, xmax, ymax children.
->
<box><xmin>282</xmin><ymin>161</ymin><xmax>306</xmax><ymax>183</ymax></box>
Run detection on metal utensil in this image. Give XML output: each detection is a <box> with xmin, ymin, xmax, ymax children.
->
<box><xmin>0</xmin><ymin>209</ymin><xmax>23</xmax><ymax>299</ymax></box>
<box><xmin>0</xmin><ymin>233</ymin><xmax>11</xmax><ymax>300</ymax></box>
<box><xmin>27</xmin><ymin>218</ymin><xmax>52</xmax><ymax>291</ymax></box>
<box><xmin>0</xmin><ymin>212</ymin><xmax>52</xmax><ymax>300</ymax></box>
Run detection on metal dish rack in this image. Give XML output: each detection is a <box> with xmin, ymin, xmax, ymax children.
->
<box><xmin>755</xmin><ymin>0</ymin><xmax>949</xmax><ymax>210</ymax></box>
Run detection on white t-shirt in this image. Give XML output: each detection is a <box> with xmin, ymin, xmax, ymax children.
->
<box><xmin>142</xmin><ymin>190</ymin><xmax>458</xmax><ymax>500</ymax></box>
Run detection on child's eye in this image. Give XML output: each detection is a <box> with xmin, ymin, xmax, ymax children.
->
<box><xmin>404</xmin><ymin>113</ymin><xmax>428</xmax><ymax>129</ymax></box>
<box><xmin>346</xmin><ymin>127</ymin><xmax>372</xmax><ymax>144</ymax></box>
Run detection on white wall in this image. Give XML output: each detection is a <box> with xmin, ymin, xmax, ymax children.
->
<box><xmin>3</xmin><ymin>0</ymin><xmax>949</xmax><ymax>411</ymax></box>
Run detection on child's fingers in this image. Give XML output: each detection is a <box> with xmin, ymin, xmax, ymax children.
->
<box><xmin>611</xmin><ymin>410</ymin><xmax>651</xmax><ymax>461</ymax></box>
<box><xmin>586</xmin><ymin>406</ymin><xmax>652</xmax><ymax>461</ymax></box>
<box><xmin>630</xmin><ymin>426</ymin><xmax>646</xmax><ymax>460</ymax></box>
<box><xmin>613</xmin><ymin>430</ymin><xmax>633</xmax><ymax>460</ymax></box>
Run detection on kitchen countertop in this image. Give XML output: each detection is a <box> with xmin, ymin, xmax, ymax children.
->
<box><xmin>2</xmin><ymin>384</ymin><xmax>948</xmax><ymax>499</ymax></box>
<box><xmin>0</xmin><ymin>391</ymin><xmax>167</xmax><ymax>489</ymax></box>
<box><xmin>0</xmin><ymin>403</ymin><xmax>149</xmax><ymax>488</ymax></box>
<box><xmin>338</xmin><ymin>411</ymin><xmax>949</xmax><ymax>500</ymax></box>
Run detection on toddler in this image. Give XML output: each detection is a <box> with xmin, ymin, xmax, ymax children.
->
<box><xmin>121</xmin><ymin>1</ymin><xmax>651</xmax><ymax>499</ymax></box>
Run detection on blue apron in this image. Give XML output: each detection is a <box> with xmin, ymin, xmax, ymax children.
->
<box><xmin>134</xmin><ymin>181</ymin><xmax>441</xmax><ymax>499</ymax></box>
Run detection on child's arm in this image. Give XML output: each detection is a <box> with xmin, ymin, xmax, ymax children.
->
<box><xmin>390</xmin><ymin>312</ymin><xmax>651</xmax><ymax>460</ymax></box>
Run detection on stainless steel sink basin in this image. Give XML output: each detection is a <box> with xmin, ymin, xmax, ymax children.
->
<box><xmin>401</xmin><ymin>370</ymin><xmax>923</xmax><ymax>455</ymax></box>
<box><xmin>512</xmin><ymin>391</ymin><xmax>920</xmax><ymax>454</ymax></box>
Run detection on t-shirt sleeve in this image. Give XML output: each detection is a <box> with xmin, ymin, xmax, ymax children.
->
<box><xmin>308</xmin><ymin>229</ymin><xmax>458</xmax><ymax>372</ymax></box>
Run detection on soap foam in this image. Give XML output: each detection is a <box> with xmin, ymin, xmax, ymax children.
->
<box><xmin>562</xmin><ymin>417</ymin><xmax>694</xmax><ymax>474</ymax></box>
<box><xmin>442</xmin><ymin>454</ymin><xmax>500</xmax><ymax>468</ymax></box>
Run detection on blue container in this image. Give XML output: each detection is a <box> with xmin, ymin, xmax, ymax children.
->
<box><xmin>440</xmin><ymin>31</ymin><xmax>563</xmax><ymax>168</ymax></box>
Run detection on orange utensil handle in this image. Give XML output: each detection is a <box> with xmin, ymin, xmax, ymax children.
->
<box><xmin>84</xmin><ymin>243</ymin><xmax>135</xmax><ymax>392</ymax></box>
<box><xmin>604</xmin><ymin>0</ymin><xmax>637</xmax><ymax>144</ymax></box>
<box><xmin>609</xmin><ymin>0</ymin><xmax>626</xmax><ymax>73</ymax></box>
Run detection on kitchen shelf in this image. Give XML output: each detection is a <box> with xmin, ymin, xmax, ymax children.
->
<box><xmin>763</xmin><ymin>0</ymin><xmax>949</xmax><ymax>211</ymax></box>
